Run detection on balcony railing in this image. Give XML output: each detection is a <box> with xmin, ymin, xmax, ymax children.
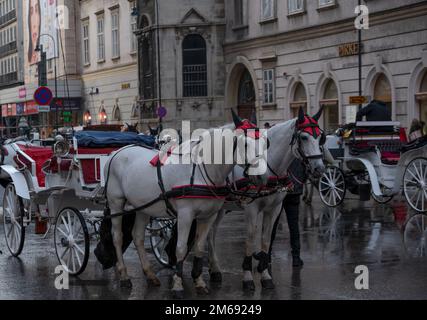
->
<box><xmin>0</xmin><ymin>41</ymin><xmax>17</xmax><ymax>58</ymax></box>
<box><xmin>0</xmin><ymin>10</ymin><xmax>16</xmax><ymax>27</ymax></box>
<box><xmin>0</xmin><ymin>71</ymin><xmax>18</xmax><ymax>87</ymax></box>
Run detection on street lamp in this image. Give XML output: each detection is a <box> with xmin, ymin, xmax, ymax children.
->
<box><xmin>35</xmin><ymin>33</ymin><xmax>58</xmax><ymax>131</ymax></box>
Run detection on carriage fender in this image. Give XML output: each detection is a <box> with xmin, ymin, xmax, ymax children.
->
<box><xmin>0</xmin><ymin>165</ymin><xmax>30</xmax><ymax>199</ymax></box>
<box><xmin>345</xmin><ymin>158</ymin><xmax>382</xmax><ymax>197</ymax></box>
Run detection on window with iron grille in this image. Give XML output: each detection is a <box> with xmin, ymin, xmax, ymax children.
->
<box><xmin>182</xmin><ymin>35</ymin><xmax>207</xmax><ymax>97</ymax></box>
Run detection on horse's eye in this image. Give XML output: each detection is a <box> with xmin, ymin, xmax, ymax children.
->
<box><xmin>300</xmin><ymin>135</ymin><xmax>308</xmax><ymax>141</ymax></box>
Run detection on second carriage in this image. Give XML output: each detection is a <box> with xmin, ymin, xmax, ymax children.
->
<box><xmin>318</xmin><ymin>121</ymin><xmax>427</xmax><ymax>212</ymax></box>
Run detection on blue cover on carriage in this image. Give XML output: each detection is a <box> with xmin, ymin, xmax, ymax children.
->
<box><xmin>75</xmin><ymin>131</ymin><xmax>156</xmax><ymax>148</ymax></box>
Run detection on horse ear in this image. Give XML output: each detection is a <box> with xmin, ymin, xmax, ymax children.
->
<box><xmin>312</xmin><ymin>105</ymin><xmax>325</xmax><ymax>121</ymax></box>
<box><xmin>298</xmin><ymin>107</ymin><xmax>305</xmax><ymax>124</ymax></box>
<box><xmin>231</xmin><ymin>109</ymin><xmax>242</xmax><ymax>127</ymax></box>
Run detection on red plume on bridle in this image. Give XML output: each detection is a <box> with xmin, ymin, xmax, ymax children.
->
<box><xmin>231</xmin><ymin>109</ymin><xmax>261</xmax><ymax>139</ymax></box>
<box><xmin>296</xmin><ymin>106</ymin><xmax>324</xmax><ymax>138</ymax></box>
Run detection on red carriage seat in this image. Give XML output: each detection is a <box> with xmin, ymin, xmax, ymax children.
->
<box><xmin>16</xmin><ymin>145</ymin><xmax>53</xmax><ymax>187</ymax></box>
<box><xmin>77</xmin><ymin>147</ymin><xmax>119</xmax><ymax>185</ymax></box>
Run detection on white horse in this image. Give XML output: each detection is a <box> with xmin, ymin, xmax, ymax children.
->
<box><xmin>208</xmin><ymin>107</ymin><xmax>326</xmax><ymax>290</ymax></box>
<box><xmin>104</xmin><ymin>112</ymin><xmax>267</xmax><ymax>297</ymax></box>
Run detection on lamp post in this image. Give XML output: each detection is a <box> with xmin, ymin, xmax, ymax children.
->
<box><xmin>154</xmin><ymin>0</ymin><xmax>162</xmax><ymax>126</ymax></box>
<box><xmin>358</xmin><ymin>0</ymin><xmax>363</xmax><ymax>111</ymax></box>
<box><xmin>36</xmin><ymin>33</ymin><xmax>58</xmax><ymax>131</ymax></box>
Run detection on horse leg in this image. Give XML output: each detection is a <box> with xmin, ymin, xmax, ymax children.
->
<box><xmin>242</xmin><ymin>207</ymin><xmax>259</xmax><ymax>291</ymax></box>
<box><xmin>110</xmin><ymin>215</ymin><xmax>131</xmax><ymax>288</ymax></box>
<box><xmin>207</xmin><ymin>209</ymin><xmax>225</xmax><ymax>283</ymax></box>
<box><xmin>172</xmin><ymin>210</ymin><xmax>194</xmax><ymax>299</ymax></box>
<box><xmin>256</xmin><ymin>204</ymin><xmax>282</xmax><ymax>289</ymax></box>
<box><xmin>191</xmin><ymin>213</ymin><xmax>218</xmax><ymax>294</ymax></box>
<box><xmin>132</xmin><ymin>213</ymin><xmax>161</xmax><ymax>287</ymax></box>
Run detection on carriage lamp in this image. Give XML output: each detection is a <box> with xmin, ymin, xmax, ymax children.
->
<box><xmin>99</xmin><ymin>109</ymin><xmax>107</xmax><ymax>124</ymax></box>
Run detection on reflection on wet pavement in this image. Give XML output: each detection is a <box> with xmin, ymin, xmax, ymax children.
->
<box><xmin>0</xmin><ymin>196</ymin><xmax>426</xmax><ymax>300</ymax></box>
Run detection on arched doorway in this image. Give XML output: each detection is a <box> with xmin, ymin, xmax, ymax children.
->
<box><xmin>237</xmin><ymin>69</ymin><xmax>256</xmax><ymax>119</ymax></box>
<box><xmin>417</xmin><ymin>71</ymin><xmax>427</xmax><ymax>131</ymax></box>
<box><xmin>373</xmin><ymin>74</ymin><xmax>392</xmax><ymax>112</ymax></box>
<box><xmin>290</xmin><ymin>82</ymin><xmax>307</xmax><ymax>118</ymax></box>
<box><xmin>320</xmin><ymin>79</ymin><xmax>339</xmax><ymax>133</ymax></box>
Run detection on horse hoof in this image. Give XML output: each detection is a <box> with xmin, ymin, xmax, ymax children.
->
<box><xmin>196</xmin><ymin>286</ymin><xmax>210</xmax><ymax>295</ymax></box>
<box><xmin>120</xmin><ymin>279</ymin><xmax>133</xmax><ymax>288</ymax></box>
<box><xmin>242</xmin><ymin>280</ymin><xmax>255</xmax><ymax>291</ymax></box>
<box><xmin>172</xmin><ymin>290</ymin><xmax>184</xmax><ymax>300</ymax></box>
<box><xmin>147</xmin><ymin>277</ymin><xmax>161</xmax><ymax>287</ymax></box>
<box><xmin>261</xmin><ymin>279</ymin><xmax>275</xmax><ymax>290</ymax></box>
<box><xmin>210</xmin><ymin>272</ymin><xmax>222</xmax><ymax>283</ymax></box>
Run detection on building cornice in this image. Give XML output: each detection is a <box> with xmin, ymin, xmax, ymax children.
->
<box><xmin>81</xmin><ymin>62</ymin><xmax>138</xmax><ymax>79</ymax></box>
<box><xmin>224</xmin><ymin>2</ymin><xmax>427</xmax><ymax>54</ymax></box>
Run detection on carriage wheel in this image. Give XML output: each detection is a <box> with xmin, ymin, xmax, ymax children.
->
<box><xmin>371</xmin><ymin>184</ymin><xmax>394</xmax><ymax>204</ymax></box>
<box><xmin>403</xmin><ymin>157</ymin><xmax>427</xmax><ymax>213</ymax></box>
<box><xmin>2</xmin><ymin>183</ymin><xmax>25</xmax><ymax>257</ymax></box>
<box><xmin>318</xmin><ymin>166</ymin><xmax>346</xmax><ymax>207</ymax></box>
<box><xmin>54</xmin><ymin>208</ymin><xmax>89</xmax><ymax>276</ymax></box>
<box><xmin>403</xmin><ymin>213</ymin><xmax>427</xmax><ymax>257</ymax></box>
<box><xmin>148</xmin><ymin>218</ymin><xmax>175</xmax><ymax>268</ymax></box>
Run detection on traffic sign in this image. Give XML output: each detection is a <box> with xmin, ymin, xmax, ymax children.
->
<box><xmin>157</xmin><ymin>106</ymin><xmax>167</xmax><ymax>118</ymax></box>
<box><xmin>38</xmin><ymin>105</ymin><xmax>51</xmax><ymax>112</ymax></box>
<box><xmin>349</xmin><ymin>96</ymin><xmax>368</xmax><ymax>105</ymax></box>
<box><xmin>34</xmin><ymin>86</ymin><xmax>53</xmax><ymax>106</ymax></box>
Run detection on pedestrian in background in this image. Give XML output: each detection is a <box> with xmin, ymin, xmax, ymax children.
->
<box><xmin>268</xmin><ymin>159</ymin><xmax>306</xmax><ymax>271</ymax></box>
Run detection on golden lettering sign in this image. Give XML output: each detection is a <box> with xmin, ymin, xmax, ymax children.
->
<box><xmin>121</xmin><ymin>83</ymin><xmax>131</xmax><ymax>90</ymax></box>
<box><xmin>339</xmin><ymin>43</ymin><xmax>360</xmax><ymax>57</ymax></box>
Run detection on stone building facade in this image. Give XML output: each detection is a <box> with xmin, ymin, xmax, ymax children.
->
<box><xmin>78</xmin><ymin>0</ymin><xmax>139</xmax><ymax>127</ymax></box>
<box><xmin>223</xmin><ymin>0</ymin><xmax>427</xmax><ymax>132</ymax></box>
<box><xmin>136</xmin><ymin>0</ymin><xmax>226</xmax><ymax>130</ymax></box>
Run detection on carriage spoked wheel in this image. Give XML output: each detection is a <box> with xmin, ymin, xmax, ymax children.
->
<box><xmin>371</xmin><ymin>184</ymin><xmax>394</xmax><ymax>204</ymax></box>
<box><xmin>54</xmin><ymin>208</ymin><xmax>89</xmax><ymax>276</ymax></box>
<box><xmin>318</xmin><ymin>166</ymin><xmax>346</xmax><ymax>207</ymax></box>
<box><xmin>148</xmin><ymin>218</ymin><xmax>175</xmax><ymax>268</ymax></box>
<box><xmin>2</xmin><ymin>183</ymin><xmax>25</xmax><ymax>257</ymax></box>
<box><xmin>403</xmin><ymin>157</ymin><xmax>427</xmax><ymax>213</ymax></box>
<box><xmin>403</xmin><ymin>213</ymin><xmax>427</xmax><ymax>258</ymax></box>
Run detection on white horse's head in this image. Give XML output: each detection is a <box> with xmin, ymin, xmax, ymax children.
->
<box><xmin>232</xmin><ymin>110</ymin><xmax>268</xmax><ymax>185</ymax></box>
<box><xmin>292</xmin><ymin>107</ymin><xmax>326</xmax><ymax>178</ymax></box>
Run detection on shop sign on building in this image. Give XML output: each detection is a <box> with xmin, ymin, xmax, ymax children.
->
<box><xmin>339</xmin><ymin>42</ymin><xmax>362</xmax><ymax>57</ymax></box>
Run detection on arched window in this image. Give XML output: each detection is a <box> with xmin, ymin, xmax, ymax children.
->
<box><xmin>290</xmin><ymin>82</ymin><xmax>307</xmax><ymax>118</ymax></box>
<box><xmin>141</xmin><ymin>37</ymin><xmax>154</xmax><ymax>100</ymax></box>
<box><xmin>237</xmin><ymin>69</ymin><xmax>255</xmax><ymax>119</ymax></box>
<box><xmin>417</xmin><ymin>72</ymin><xmax>427</xmax><ymax>131</ymax></box>
<box><xmin>182</xmin><ymin>34</ymin><xmax>207</xmax><ymax>97</ymax></box>
<box><xmin>141</xmin><ymin>15</ymin><xmax>150</xmax><ymax>29</ymax></box>
<box><xmin>112</xmin><ymin>105</ymin><xmax>121</xmax><ymax>122</ymax></box>
<box><xmin>373</xmin><ymin>73</ymin><xmax>392</xmax><ymax>112</ymax></box>
<box><xmin>320</xmin><ymin>79</ymin><xmax>339</xmax><ymax>133</ymax></box>
<box><xmin>131</xmin><ymin>102</ymin><xmax>140</xmax><ymax>118</ymax></box>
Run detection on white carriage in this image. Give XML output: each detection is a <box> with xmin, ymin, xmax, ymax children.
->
<box><xmin>0</xmin><ymin>132</ymin><xmax>169</xmax><ymax>275</ymax></box>
<box><xmin>319</xmin><ymin>121</ymin><xmax>427</xmax><ymax>213</ymax></box>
